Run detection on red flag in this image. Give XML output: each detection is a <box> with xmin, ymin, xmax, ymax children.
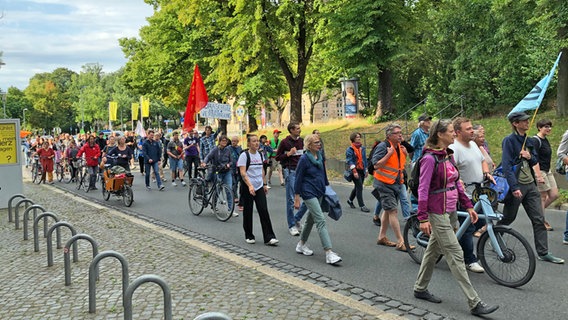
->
<box><xmin>183</xmin><ymin>64</ymin><xmax>209</xmax><ymax>131</ymax></box>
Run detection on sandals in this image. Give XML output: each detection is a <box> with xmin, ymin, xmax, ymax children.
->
<box><xmin>473</xmin><ymin>225</ymin><xmax>487</xmax><ymax>238</ymax></box>
<box><xmin>377</xmin><ymin>237</ymin><xmax>397</xmax><ymax>247</ymax></box>
<box><xmin>396</xmin><ymin>242</ymin><xmax>415</xmax><ymax>252</ymax></box>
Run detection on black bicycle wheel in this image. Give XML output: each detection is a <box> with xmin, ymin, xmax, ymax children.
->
<box><xmin>188</xmin><ymin>182</ymin><xmax>205</xmax><ymax>215</ymax></box>
<box><xmin>477</xmin><ymin>225</ymin><xmax>536</xmax><ymax>288</ymax></box>
<box><xmin>54</xmin><ymin>164</ymin><xmax>62</xmax><ymax>182</ymax></box>
<box><xmin>122</xmin><ymin>185</ymin><xmax>134</xmax><ymax>207</ymax></box>
<box><xmin>81</xmin><ymin>171</ymin><xmax>90</xmax><ymax>192</ymax></box>
<box><xmin>214</xmin><ymin>184</ymin><xmax>234</xmax><ymax>222</ymax></box>
<box><xmin>102</xmin><ymin>177</ymin><xmax>111</xmax><ymax>201</ymax></box>
<box><xmin>32</xmin><ymin>165</ymin><xmax>41</xmax><ymax>184</ymax></box>
<box><xmin>404</xmin><ymin>215</ymin><xmax>429</xmax><ymax>264</ymax></box>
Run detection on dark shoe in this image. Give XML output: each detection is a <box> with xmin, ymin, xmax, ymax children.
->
<box><xmin>346</xmin><ymin>200</ymin><xmax>356</xmax><ymax>209</ymax></box>
<box><xmin>360</xmin><ymin>206</ymin><xmax>370</xmax><ymax>212</ymax></box>
<box><xmin>470</xmin><ymin>301</ymin><xmax>499</xmax><ymax>316</ymax></box>
<box><xmin>538</xmin><ymin>253</ymin><xmax>565</xmax><ymax>264</ymax></box>
<box><xmin>413</xmin><ymin>290</ymin><xmax>442</xmax><ymax>303</ymax></box>
<box><xmin>90</xmin><ymin>186</ymin><xmax>98</xmax><ymax>191</ymax></box>
<box><xmin>372</xmin><ymin>217</ymin><xmax>381</xmax><ymax>227</ymax></box>
<box><xmin>544</xmin><ymin>220</ymin><xmax>553</xmax><ymax>231</ymax></box>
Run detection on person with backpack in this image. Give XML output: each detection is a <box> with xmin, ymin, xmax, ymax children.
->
<box><xmin>412</xmin><ymin>119</ymin><xmax>499</xmax><ymax>316</ymax></box>
<box><xmin>499</xmin><ymin>112</ymin><xmax>563</xmax><ymax>264</ymax></box>
<box><xmin>371</xmin><ymin>136</ymin><xmax>414</xmax><ymax>226</ymax></box>
<box><xmin>345</xmin><ymin>132</ymin><xmax>370</xmax><ymax>212</ymax></box>
<box><xmin>370</xmin><ymin>123</ymin><xmax>408</xmax><ymax>251</ymax></box>
<box><xmin>238</xmin><ymin>134</ymin><xmax>278</xmax><ymax>246</ymax></box>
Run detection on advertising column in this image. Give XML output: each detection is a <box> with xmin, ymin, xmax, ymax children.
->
<box><xmin>0</xmin><ymin>119</ymin><xmax>23</xmax><ymax>209</ymax></box>
<box><xmin>340</xmin><ymin>78</ymin><xmax>359</xmax><ymax>119</ymax></box>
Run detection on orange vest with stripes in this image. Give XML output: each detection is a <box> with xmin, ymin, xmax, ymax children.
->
<box><xmin>373</xmin><ymin>142</ymin><xmax>406</xmax><ymax>184</ymax></box>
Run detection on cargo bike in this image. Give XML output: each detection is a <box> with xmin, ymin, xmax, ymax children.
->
<box><xmin>100</xmin><ymin>156</ymin><xmax>134</xmax><ymax>207</ymax></box>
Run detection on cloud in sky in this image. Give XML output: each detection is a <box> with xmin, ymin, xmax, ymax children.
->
<box><xmin>0</xmin><ymin>0</ymin><xmax>154</xmax><ymax>89</ymax></box>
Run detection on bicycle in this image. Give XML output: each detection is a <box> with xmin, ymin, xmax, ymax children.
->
<box><xmin>187</xmin><ymin>166</ymin><xmax>234</xmax><ymax>222</ymax></box>
<box><xmin>403</xmin><ymin>186</ymin><xmax>536</xmax><ymax>288</ymax></box>
<box><xmin>55</xmin><ymin>158</ymin><xmax>70</xmax><ymax>182</ymax></box>
<box><xmin>31</xmin><ymin>156</ymin><xmax>43</xmax><ymax>184</ymax></box>
<box><xmin>75</xmin><ymin>158</ymin><xmax>90</xmax><ymax>192</ymax></box>
<box><xmin>100</xmin><ymin>157</ymin><xmax>134</xmax><ymax>207</ymax></box>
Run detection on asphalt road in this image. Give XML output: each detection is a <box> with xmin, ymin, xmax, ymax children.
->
<box><xmin>56</xmin><ymin>169</ymin><xmax>568</xmax><ymax>320</ymax></box>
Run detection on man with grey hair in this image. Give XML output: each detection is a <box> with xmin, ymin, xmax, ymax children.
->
<box><xmin>370</xmin><ymin>123</ymin><xmax>409</xmax><ymax>251</ymax></box>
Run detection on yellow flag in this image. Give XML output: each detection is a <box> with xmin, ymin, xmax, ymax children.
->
<box><xmin>142</xmin><ymin>96</ymin><xmax>150</xmax><ymax>117</ymax></box>
<box><xmin>109</xmin><ymin>101</ymin><xmax>118</xmax><ymax>121</ymax></box>
<box><xmin>132</xmin><ymin>103</ymin><xmax>139</xmax><ymax>120</ymax></box>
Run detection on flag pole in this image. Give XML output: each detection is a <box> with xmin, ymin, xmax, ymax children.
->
<box><xmin>521</xmin><ymin>107</ymin><xmax>540</xmax><ymax>151</ymax></box>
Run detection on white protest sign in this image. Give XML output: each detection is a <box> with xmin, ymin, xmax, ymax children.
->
<box><xmin>199</xmin><ymin>103</ymin><xmax>232</xmax><ymax>120</ymax></box>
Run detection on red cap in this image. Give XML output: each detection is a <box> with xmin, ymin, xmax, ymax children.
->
<box><xmin>273</xmin><ymin>129</ymin><xmax>282</xmax><ymax>134</ymax></box>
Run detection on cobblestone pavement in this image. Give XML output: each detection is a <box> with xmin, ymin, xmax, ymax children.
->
<box><xmin>0</xmin><ymin>181</ymin><xmax>413</xmax><ymax>320</ymax></box>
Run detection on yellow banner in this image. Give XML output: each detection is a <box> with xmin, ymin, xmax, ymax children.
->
<box><xmin>0</xmin><ymin>123</ymin><xmax>18</xmax><ymax>165</ymax></box>
<box><xmin>132</xmin><ymin>103</ymin><xmax>139</xmax><ymax>120</ymax></box>
<box><xmin>141</xmin><ymin>97</ymin><xmax>150</xmax><ymax>117</ymax></box>
<box><xmin>109</xmin><ymin>101</ymin><xmax>118</xmax><ymax>121</ymax></box>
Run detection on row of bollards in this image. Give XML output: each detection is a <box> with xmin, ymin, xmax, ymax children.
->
<box><xmin>7</xmin><ymin>193</ymin><xmax>232</xmax><ymax>320</ymax></box>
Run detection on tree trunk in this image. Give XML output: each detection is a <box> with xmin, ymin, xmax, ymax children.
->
<box><xmin>374</xmin><ymin>68</ymin><xmax>394</xmax><ymax>118</ymax></box>
<box><xmin>219</xmin><ymin>119</ymin><xmax>228</xmax><ymax>136</ymax></box>
<box><xmin>288</xmin><ymin>78</ymin><xmax>304</xmax><ymax>123</ymax></box>
<box><xmin>557</xmin><ymin>47</ymin><xmax>568</xmax><ymax>116</ymax></box>
<box><xmin>247</xmin><ymin>113</ymin><xmax>258</xmax><ymax>132</ymax></box>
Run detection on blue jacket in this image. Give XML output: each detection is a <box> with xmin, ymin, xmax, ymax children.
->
<box><xmin>501</xmin><ymin>131</ymin><xmax>538</xmax><ymax>192</ymax></box>
<box><xmin>142</xmin><ymin>139</ymin><xmax>162</xmax><ymax>163</ymax></box>
<box><xmin>294</xmin><ymin>151</ymin><xmax>329</xmax><ymax>200</ymax></box>
<box><xmin>345</xmin><ymin>145</ymin><xmax>367</xmax><ymax>170</ymax></box>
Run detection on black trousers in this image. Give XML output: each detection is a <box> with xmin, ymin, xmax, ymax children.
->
<box><xmin>241</xmin><ymin>185</ymin><xmax>276</xmax><ymax>243</ymax></box>
<box><xmin>349</xmin><ymin>169</ymin><xmax>366</xmax><ymax>207</ymax></box>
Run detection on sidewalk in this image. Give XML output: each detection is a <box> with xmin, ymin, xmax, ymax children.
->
<box><xmin>1</xmin><ymin>180</ymin><xmax>407</xmax><ymax>319</ymax></box>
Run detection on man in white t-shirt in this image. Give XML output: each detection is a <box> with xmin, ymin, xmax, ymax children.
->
<box><xmin>449</xmin><ymin>117</ymin><xmax>495</xmax><ymax>274</ymax></box>
<box><xmin>237</xmin><ymin>134</ymin><xmax>278</xmax><ymax>246</ymax></box>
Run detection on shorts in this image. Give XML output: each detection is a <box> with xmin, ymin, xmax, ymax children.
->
<box><xmin>169</xmin><ymin>157</ymin><xmax>183</xmax><ymax>172</ymax></box>
<box><xmin>374</xmin><ymin>180</ymin><xmax>402</xmax><ymax>211</ymax></box>
<box><xmin>270</xmin><ymin>158</ymin><xmax>282</xmax><ymax>171</ymax></box>
<box><xmin>537</xmin><ymin>171</ymin><xmax>557</xmax><ymax>192</ymax></box>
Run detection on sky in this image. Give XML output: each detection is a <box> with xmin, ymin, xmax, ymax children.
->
<box><xmin>0</xmin><ymin>0</ymin><xmax>154</xmax><ymax>90</ymax></box>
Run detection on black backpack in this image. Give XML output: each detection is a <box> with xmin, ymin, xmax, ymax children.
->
<box><xmin>241</xmin><ymin>149</ymin><xmax>264</xmax><ymax>171</ymax></box>
<box><xmin>367</xmin><ymin>141</ymin><xmax>380</xmax><ymax>175</ymax></box>
<box><xmin>408</xmin><ymin>152</ymin><xmax>454</xmax><ymax>198</ymax></box>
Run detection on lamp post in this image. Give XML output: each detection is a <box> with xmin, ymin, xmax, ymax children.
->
<box><xmin>23</xmin><ymin>108</ymin><xmax>28</xmax><ymax>129</ymax></box>
<box><xmin>0</xmin><ymin>88</ymin><xmax>6</xmax><ymax>118</ymax></box>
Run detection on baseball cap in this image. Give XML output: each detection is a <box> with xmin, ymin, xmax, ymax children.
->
<box><xmin>273</xmin><ymin>129</ymin><xmax>282</xmax><ymax>134</ymax></box>
<box><xmin>508</xmin><ymin>112</ymin><xmax>530</xmax><ymax>123</ymax></box>
<box><xmin>418</xmin><ymin>113</ymin><xmax>432</xmax><ymax>122</ymax></box>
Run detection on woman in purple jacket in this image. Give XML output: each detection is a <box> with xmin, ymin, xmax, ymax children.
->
<box><xmin>412</xmin><ymin>119</ymin><xmax>499</xmax><ymax>316</ymax></box>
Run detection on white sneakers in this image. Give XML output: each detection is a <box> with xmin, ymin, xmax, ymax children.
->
<box><xmin>466</xmin><ymin>262</ymin><xmax>485</xmax><ymax>273</ymax></box>
<box><xmin>232</xmin><ymin>212</ymin><xmax>239</xmax><ymax>217</ymax></box>
<box><xmin>266</xmin><ymin>238</ymin><xmax>279</xmax><ymax>246</ymax></box>
<box><xmin>289</xmin><ymin>226</ymin><xmax>300</xmax><ymax>236</ymax></box>
<box><xmin>245</xmin><ymin>239</ymin><xmax>255</xmax><ymax>244</ymax></box>
<box><xmin>326</xmin><ymin>251</ymin><xmax>342</xmax><ymax>265</ymax></box>
<box><xmin>172</xmin><ymin>181</ymin><xmax>178</xmax><ymax>187</ymax></box>
<box><xmin>181</xmin><ymin>180</ymin><xmax>186</xmax><ymax>186</ymax></box>
<box><xmin>296</xmin><ymin>242</ymin><xmax>314</xmax><ymax>256</ymax></box>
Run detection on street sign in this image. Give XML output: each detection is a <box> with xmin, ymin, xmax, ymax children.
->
<box><xmin>236</xmin><ymin>106</ymin><xmax>245</xmax><ymax>121</ymax></box>
<box><xmin>0</xmin><ymin>122</ymin><xmax>18</xmax><ymax>165</ymax></box>
<box><xmin>199</xmin><ymin>103</ymin><xmax>232</xmax><ymax>120</ymax></box>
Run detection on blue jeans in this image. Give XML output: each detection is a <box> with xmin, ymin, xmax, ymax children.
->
<box><xmin>216</xmin><ymin>171</ymin><xmax>233</xmax><ymax>206</ymax></box>
<box><xmin>145</xmin><ymin>161</ymin><xmax>163</xmax><ymax>188</ymax></box>
<box><xmin>284</xmin><ymin>168</ymin><xmax>307</xmax><ymax>228</ymax></box>
<box><xmin>374</xmin><ymin>184</ymin><xmax>411</xmax><ymax>219</ymax></box>
<box><xmin>458</xmin><ymin>215</ymin><xmax>478</xmax><ymax>264</ymax></box>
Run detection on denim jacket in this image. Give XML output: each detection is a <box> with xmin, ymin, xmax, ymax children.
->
<box><xmin>345</xmin><ymin>145</ymin><xmax>367</xmax><ymax>170</ymax></box>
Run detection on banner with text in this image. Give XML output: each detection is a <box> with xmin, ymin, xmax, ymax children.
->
<box><xmin>199</xmin><ymin>103</ymin><xmax>232</xmax><ymax>120</ymax></box>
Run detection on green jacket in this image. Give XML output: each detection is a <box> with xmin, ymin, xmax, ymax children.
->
<box><xmin>269</xmin><ymin>138</ymin><xmax>280</xmax><ymax>157</ymax></box>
